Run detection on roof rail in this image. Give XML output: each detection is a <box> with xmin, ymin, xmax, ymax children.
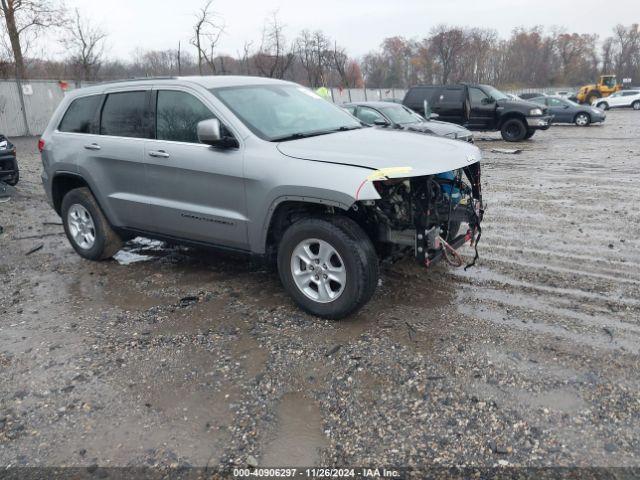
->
<box><xmin>94</xmin><ymin>76</ymin><xmax>178</xmax><ymax>85</ymax></box>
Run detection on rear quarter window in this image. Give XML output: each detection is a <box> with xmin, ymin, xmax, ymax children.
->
<box><xmin>58</xmin><ymin>95</ymin><xmax>102</xmax><ymax>133</ymax></box>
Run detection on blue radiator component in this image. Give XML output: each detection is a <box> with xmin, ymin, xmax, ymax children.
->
<box><xmin>436</xmin><ymin>171</ymin><xmax>461</xmax><ymax>204</ymax></box>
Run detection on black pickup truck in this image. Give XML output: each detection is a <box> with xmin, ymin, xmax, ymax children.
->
<box><xmin>403</xmin><ymin>84</ymin><xmax>552</xmax><ymax>142</ymax></box>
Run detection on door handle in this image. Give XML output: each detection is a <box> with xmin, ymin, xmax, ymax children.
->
<box><xmin>148</xmin><ymin>150</ymin><xmax>170</xmax><ymax>159</ymax></box>
<box><xmin>84</xmin><ymin>143</ymin><xmax>101</xmax><ymax>151</ymax></box>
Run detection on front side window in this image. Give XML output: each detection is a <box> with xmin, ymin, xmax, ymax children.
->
<box><xmin>156</xmin><ymin>90</ymin><xmax>216</xmax><ymax>143</ymax></box>
<box><xmin>356</xmin><ymin>107</ymin><xmax>386</xmax><ymax>125</ymax></box>
<box><xmin>59</xmin><ymin>95</ymin><xmax>102</xmax><ymax>133</ymax></box>
<box><xmin>469</xmin><ymin>87</ymin><xmax>490</xmax><ymax>106</ymax></box>
<box><xmin>547</xmin><ymin>98</ymin><xmax>565</xmax><ymax>107</ymax></box>
<box><xmin>100</xmin><ymin>91</ymin><xmax>150</xmax><ymax>138</ymax></box>
<box><xmin>211</xmin><ymin>84</ymin><xmax>361</xmax><ymax>141</ymax></box>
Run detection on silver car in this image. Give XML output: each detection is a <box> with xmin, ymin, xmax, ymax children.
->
<box><xmin>343</xmin><ymin>101</ymin><xmax>474</xmax><ymax>142</ymax></box>
<box><xmin>40</xmin><ymin>76</ymin><xmax>483</xmax><ymax>319</ymax></box>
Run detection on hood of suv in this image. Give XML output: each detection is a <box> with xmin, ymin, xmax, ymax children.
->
<box><xmin>277</xmin><ymin>127</ymin><xmax>480</xmax><ymax>177</ymax></box>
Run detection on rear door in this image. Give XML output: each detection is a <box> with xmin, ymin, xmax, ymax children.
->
<box><xmin>431</xmin><ymin>86</ymin><xmax>465</xmax><ymax>124</ymax></box>
<box><xmin>467</xmin><ymin>86</ymin><xmax>496</xmax><ymax>129</ymax></box>
<box><xmin>144</xmin><ymin>87</ymin><xmax>248</xmax><ymax>249</ymax></box>
<box><xmin>79</xmin><ymin>88</ymin><xmax>154</xmax><ymax>230</ymax></box>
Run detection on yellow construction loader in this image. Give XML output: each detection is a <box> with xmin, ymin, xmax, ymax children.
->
<box><xmin>575</xmin><ymin>75</ymin><xmax>622</xmax><ymax>104</ymax></box>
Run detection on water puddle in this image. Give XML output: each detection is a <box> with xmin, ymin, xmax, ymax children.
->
<box><xmin>261</xmin><ymin>393</ymin><xmax>328</xmax><ymax>466</ymax></box>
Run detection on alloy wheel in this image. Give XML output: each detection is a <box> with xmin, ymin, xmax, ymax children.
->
<box><xmin>576</xmin><ymin>114</ymin><xmax>589</xmax><ymax>126</ymax></box>
<box><xmin>67</xmin><ymin>204</ymin><xmax>96</xmax><ymax>250</ymax></box>
<box><xmin>290</xmin><ymin>238</ymin><xmax>346</xmax><ymax>303</ymax></box>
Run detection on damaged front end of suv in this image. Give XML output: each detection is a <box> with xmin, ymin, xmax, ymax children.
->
<box><xmin>351</xmin><ymin>162</ymin><xmax>484</xmax><ymax>269</ymax></box>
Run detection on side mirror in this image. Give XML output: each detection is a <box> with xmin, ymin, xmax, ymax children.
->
<box><xmin>197</xmin><ymin>119</ymin><xmax>238</xmax><ymax>148</ymax></box>
<box><xmin>481</xmin><ymin>97</ymin><xmax>496</xmax><ymax>105</ymax></box>
<box><xmin>373</xmin><ymin>119</ymin><xmax>390</xmax><ymax>126</ymax></box>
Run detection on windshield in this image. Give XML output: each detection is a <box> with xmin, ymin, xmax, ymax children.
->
<box><xmin>381</xmin><ymin>105</ymin><xmax>424</xmax><ymax>125</ymax></box>
<box><xmin>481</xmin><ymin>85</ymin><xmax>509</xmax><ymax>101</ymax></box>
<box><xmin>211</xmin><ymin>84</ymin><xmax>362</xmax><ymax>141</ymax></box>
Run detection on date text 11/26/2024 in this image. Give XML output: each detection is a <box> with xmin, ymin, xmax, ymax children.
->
<box><xmin>232</xmin><ymin>467</ymin><xmax>404</xmax><ymax>478</ymax></box>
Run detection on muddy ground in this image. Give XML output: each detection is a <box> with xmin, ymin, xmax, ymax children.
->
<box><xmin>1</xmin><ymin>112</ymin><xmax>639</xmax><ymax>475</ymax></box>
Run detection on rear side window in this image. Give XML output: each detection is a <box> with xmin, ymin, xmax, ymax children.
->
<box><xmin>437</xmin><ymin>88</ymin><xmax>463</xmax><ymax>103</ymax></box>
<box><xmin>58</xmin><ymin>95</ymin><xmax>102</xmax><ymax>133</ymax></box>
<box><xmin>156</xmin><ymin>90</ymin><xmax>215</xmax><ymax>143</ymax></box>
<box><xmin>404</xmin><ymin>87</ymin><xmax>438</xmax><ymax>107</ymax></box>
<box><xmin>100</xmin><ymin>91</ymin><xmax>151</xmax><ymax>138</ymax></box>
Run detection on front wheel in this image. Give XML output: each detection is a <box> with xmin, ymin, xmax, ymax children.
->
<box><xmin>524</xmin><ymin>129</ymin><xmax>536</xmax><ymax>140</ymax></box>
<box><xmin>500</xmin><ymin>118</ymin><xmax>527</xmax><ymax>142</ymax></box>
<box><xmin>633</xmin><ymin>101</ymin><xmax>640</xmax><ymax>111</ymax></box>
<box><xmin>597</xmin><ymin>102</ymin><xmax>609</xmax><ymax>111</ymax></box>
<box><xmin>575</xmin><ymin>113</ymin><xmax>591</xmax><ymax>127</ymax></box>
<box><xmin>61</xmin><ymin>187</ymin><xmax>123</xmax><ymax>261</ymax></box>
<box><xmin>277</xmin><ymin>217</ymin><xmax>379</xmax><ymax>319</ymax></box>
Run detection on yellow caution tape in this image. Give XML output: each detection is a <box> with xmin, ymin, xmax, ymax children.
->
<box><xmin>366</xmin><ymin>166</ymin><xmax>413</xmax><ymax>181</ymax></box>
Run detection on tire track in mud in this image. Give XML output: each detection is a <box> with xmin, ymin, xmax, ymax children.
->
<box><xmin>458</xmin><ymin>110</ymin><xmax>640</xmax><ymax>363</ymax></box>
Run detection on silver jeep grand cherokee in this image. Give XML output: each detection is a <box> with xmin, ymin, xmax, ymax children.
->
<box><xmin>40</xmin><ymin>76</ymin><xmax>483</xmax><ymax>319</ymax></box>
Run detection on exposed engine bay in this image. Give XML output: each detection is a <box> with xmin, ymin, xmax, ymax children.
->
<box><xmin>354</xmin><ymin>163</ymin><xmax>483</xmax><ymax>268</ymax></box>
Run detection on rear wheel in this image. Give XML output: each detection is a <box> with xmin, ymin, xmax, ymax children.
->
<box><xmin>61</xmin><ymin>187</ymin><xmax>123</xmax><ymax>260</ymax></box>
<box><xmin>575</xmin><ymin>112</ymin><xmax>591</xmax><ymax>127</ymax></box>
<box><xmin>524</xmin><ymin>129</ymin><xmax>536</xmax><ymax>140</ymax></box>
<box><xmin>500</xmin><ymin>118</ymin><xmax>527</xmax><ymax>142</ymax></box>
<box><xmin>277</xmin><ymin>216</ymin><xmax>378</xmax><ymax>319</ymax></box>
<box><xmin>633</xmin><ymin>101</ymin><xmax>640</xmax><ymax>111</ymax></box>
<box><xmin>597</xmin><ymin>102</ymin><xmax>609</xmax><ymax>110</ymax></box>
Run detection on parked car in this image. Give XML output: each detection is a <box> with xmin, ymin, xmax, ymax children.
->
<box><xmin>40</xmin><ymin>76</ymin><xmax>483</xmax><ymax>319</ymax></box>
<box><xmin>403</xmin><ymin>84</ymin><xmax>552</xmax><ymax>141</ymax></box>
<box><xmin>530</xmin><ymin>96</ymin><xmax>606</xmax><ymax>126</ymax></box>
<box><xmin>343</xmin><ymin>101</ymin><xmax>474</xmax><ymax>142</ymax></box>
<box><xmin>0</xmin><ymin>135</ymin><xmax>18</xmax><ymax>186</ymax></box>
<box><xmin>593</xmin><ymin>90</ymin><xmax>640</xmax><ymax>111</ymax></box>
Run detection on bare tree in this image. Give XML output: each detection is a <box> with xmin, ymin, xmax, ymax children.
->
<box><xmin>0</xmin><ymin>0</ymin><xmax>64</xmax><ymax>79</ymax></box>
<box><xmin>190</xmin><ymin>0</ymin><xmax>224</xmax><ymax>75</ymax></box>
<box><xmin>428</xmin><ymin>25</ymin><xmax>467</xmax><ymax>84</ymax></box>
<box><xmin>295</xmin><ymin>29</ymin><xmax>330</xmax><ymax>87</ymax></box>
<box><xmin>254</xmin><ymin>11</ymin><xmax>294</xmax><ymax>79</ymax></box>
<box><xmin>61</xmin><ymin>8</ymin><xmax>107</xmax><ymax>81</ymax></box>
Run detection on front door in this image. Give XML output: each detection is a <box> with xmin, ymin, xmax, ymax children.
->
<box><xmin>467</xmin><ymin>87</ymin><xmax>496</xmax><ymax>130</ymax></box>
<box><xmin>144</xmin><ymin>88</ymin><xmax>248</xmax><ymax>250</ymax></box>
<box><xmin>546</xmin><ymin>97</ymin><xmax>572</xmax><ymax>123</ymax></box>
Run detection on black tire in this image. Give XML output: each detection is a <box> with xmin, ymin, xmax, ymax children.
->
<box><xmin>524</xmin><ymin>129</ymin><xmax>536</xmax><ymax>140</ymax></box>
<box><xmin>277</xmin><ymin>216</ymin><xmax>379</xmax><ymax>319</ymax></box>
<box><xmin>500</xmin><ymin>118</ymin><xmax>527</xmax><ymax>142</ymax></box>
<box><xmin>61</xmin><ymin>187</ymin><xmax>122</xmax><ymax>261</ymax></box>
<box><xmin>574</xmin><ymin>112</ymin><xmax>591</xmax><ymax>127</ymax></box>
<box><xmin>633</xmin><ymin>101</ymin><xmax>640</xmax><ymax>111</ymax></box>
<box><xmin>4</xmin><ymin>169</ymin><xmax>19</xmax><ymax>186</ymax></box>
<box><xmin>586</xmin><ymin>92</ymin><xmax>600</xmax><ymax>105</ymax></box>
<box><xmin>597</xmin><ymin>102</ymin><xmax>609</xmax><ymax>111</ymax></box>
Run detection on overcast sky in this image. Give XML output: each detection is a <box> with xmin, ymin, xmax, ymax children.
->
<box><xmin>61</xmin><ymin>0</ymin><xmax>637</xmax><ymax>60</ymax></box>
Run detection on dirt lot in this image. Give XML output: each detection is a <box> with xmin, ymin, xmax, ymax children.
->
<box><xmin>1</xmin><ymin>111</ymin><xmax>639</xmax><ymax>474</ymax></box>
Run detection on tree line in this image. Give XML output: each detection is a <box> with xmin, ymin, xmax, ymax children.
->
<box><xmin>0</xmin><ymin>0</ymin><xmax>638</xmax><ymax>88</ymax></box>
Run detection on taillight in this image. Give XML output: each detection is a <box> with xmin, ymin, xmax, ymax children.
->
<box><xmin>38</xmin><ymin>138</ymin><xmax>45</xmax><ymax>152</ymax></box>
